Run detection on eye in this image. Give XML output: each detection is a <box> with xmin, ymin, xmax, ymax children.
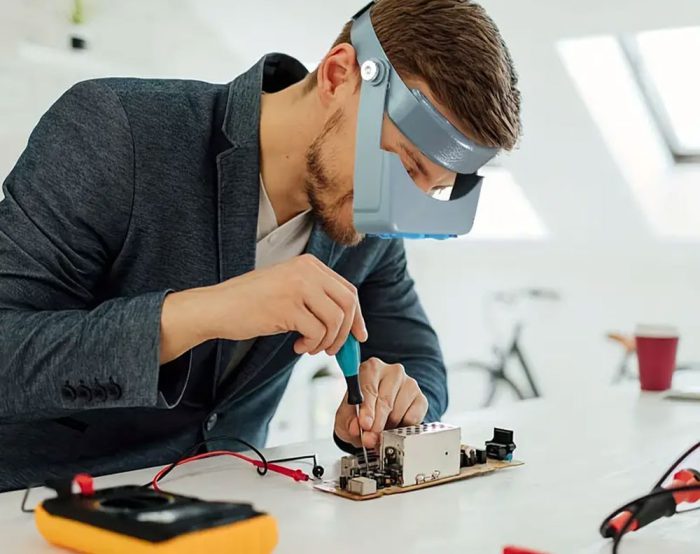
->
<box><xmin>399</xmin><ymin>155</ymin><xmax>419</xmax><ymax>178</ymax></box>
<box><xmin>411</xmin><ymin>158</ymin><xmax>428</xmax><ymax>178</ymax></box>
<box><xmin>404</xmin><ymin>153</ymin><xmax>427</xmax><ymax>179</ymax></box>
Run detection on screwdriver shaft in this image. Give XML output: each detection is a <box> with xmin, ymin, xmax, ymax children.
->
<box><xmin>355</xmin><ymin>404</ymin><xmax>370</xmax><ymax>473</ymax></box>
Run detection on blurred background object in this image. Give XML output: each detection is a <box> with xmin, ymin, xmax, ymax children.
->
<box><xmin>450</xmin><ymin>288</ymin><xmax>561</xmax><ymax>407</ymax></box>
<box><xmin>1</xmin><ymin>0</ymin><xmax>699</xmax><ymax>446</ymax></box>
<box><xmin>607</xmin><ymin>330</ymin><xmax>699</xmax><ymax>384</ymax></box>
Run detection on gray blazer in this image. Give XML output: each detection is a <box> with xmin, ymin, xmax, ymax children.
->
<box><xmin>0</xmin><ymin>54</ymin><xmax>447</xmax><ymax>491</ymax></box>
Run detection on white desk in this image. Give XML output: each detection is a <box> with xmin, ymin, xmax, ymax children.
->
<box><xmin>1</xmin><ymin>388</ymin><xmax>699</xmax><ymax>554</ymax></box>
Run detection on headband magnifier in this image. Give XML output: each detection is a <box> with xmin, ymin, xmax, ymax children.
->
<box><xmin>350</xmin><ymin>2</ymin><xmax>499</xmax><ymax>239</ymax></box>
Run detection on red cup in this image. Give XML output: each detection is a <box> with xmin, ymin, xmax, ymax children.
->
<box><xmin>635</xmin><ymin>325</ymin><xmax>679</xmax><ymax>391</ymax></box>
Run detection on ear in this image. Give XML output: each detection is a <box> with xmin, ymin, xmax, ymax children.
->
<box><xmin>315</xmin><ymin>43</ymin><xmax>361</xmax><ymax>109</ymax></box>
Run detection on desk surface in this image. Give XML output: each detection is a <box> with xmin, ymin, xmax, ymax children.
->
<box><xmin>1</xmin><ymin>388</ymin><xmax>699</xmax><ymax>554</ymax></box>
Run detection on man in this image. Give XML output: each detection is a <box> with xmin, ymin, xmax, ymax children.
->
<box><xmin>0</xmin><ymin>0</ymin><xmax>520</xmax><ymax>491</ymax></box>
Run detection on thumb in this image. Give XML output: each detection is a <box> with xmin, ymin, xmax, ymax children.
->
<box><xmin>335</xmin><ymin>399</ymin><xmax>362</xmax><ymax>444</ymax></box>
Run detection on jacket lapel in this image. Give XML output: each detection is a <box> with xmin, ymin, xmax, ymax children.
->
<box><xmin>216</xmin><ymin>58</ymin><xmax>266</xmax><ymax>283</ymax></box>
<box><xmin>212</xmin><ymin>58</ymin><xmax>266</xmax><ymax>391</ymax></box>
<box><xmin>216</xmin><ymin>146</ymin><xmax>259</xmax><ymax>282</ymax></box>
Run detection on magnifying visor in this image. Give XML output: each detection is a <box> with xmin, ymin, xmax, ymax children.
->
<box><xmin>350</xmin><ymin>1</ymin><xmax>500</xmax><ymax>239</ymax></box>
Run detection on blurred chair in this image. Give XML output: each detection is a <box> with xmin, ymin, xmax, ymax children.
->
<box><xmin>607</xmin><ymin>332</ymin><xmax>637</xmax><ymax>383</ymax></box>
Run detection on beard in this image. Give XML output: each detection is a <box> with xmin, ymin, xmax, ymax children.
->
<box><xmin>305</xmin><ymin>109</ymin><xmax>363</xmax><ymax>247</ymax></box>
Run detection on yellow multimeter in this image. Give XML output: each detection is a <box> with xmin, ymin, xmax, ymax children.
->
<box><xmin>35</xmin><ymin>482</ymin><xmax>277</xmax><ymax>554</ymax></box>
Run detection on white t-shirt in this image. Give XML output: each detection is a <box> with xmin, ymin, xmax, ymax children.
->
<box><xmin>255</xmin><ymin>175</ymin><xmax>313</xmax><ymax>267</ymax></box>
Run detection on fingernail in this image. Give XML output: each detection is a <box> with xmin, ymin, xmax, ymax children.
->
<box><xmin>361</xmin><ymin>416</ymin><xmax>372</xmax><ymax>428</ymax></box>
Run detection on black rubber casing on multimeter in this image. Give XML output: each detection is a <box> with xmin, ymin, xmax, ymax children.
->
<box><xmin>35</xmin><ymin>485</ymin><xmax>278</xmax><ymax>553</ymax></box>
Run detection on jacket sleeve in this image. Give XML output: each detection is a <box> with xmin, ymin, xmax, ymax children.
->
<box><xmin>0</xmin><ymin>80</ymin><xmax>185</xmax><ymax>422</ymax></box>
<box><xmin>357</xmin><ymin>239</ymin><xmax>448</xmax><ymax>423</ymax></box>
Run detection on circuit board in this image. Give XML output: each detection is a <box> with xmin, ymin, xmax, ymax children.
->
<box><xmin>315</xmin><ymin>456</ymin><xmax>523</xmax><ymax>501</ymax></box>
<box><xmin>314</xmin><ymin>424</ymin><xmax>522</xmax><ymax>501</ymax></box>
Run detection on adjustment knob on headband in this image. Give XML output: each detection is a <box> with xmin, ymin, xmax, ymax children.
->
<box><xmin>360</xmin><ymin>59</ymin><xmax>386</xmax><ymax>85</ymax></box>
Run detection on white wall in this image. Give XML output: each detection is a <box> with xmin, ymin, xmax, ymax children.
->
<box><xmin>411</xmin><ymin>242</ymin><xmax>700</xmax><ymax>409</ymax></box>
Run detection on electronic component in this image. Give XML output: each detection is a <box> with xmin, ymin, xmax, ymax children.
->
<box><xmin>337</xmin><ymin>423</ymin><xmax>461</xmax><ymax>489</ymax></box>
<box><xmin>382</xmin><ymin>423</ymin><xmax>461</xmax><ymax>486</ymax></box>
<box><xmin>460</xmin><ymin>446</ymin><xmax>486</xmax><ymax>468</ymax></box>
<box><xmin>460</xmin><ymin>446</ymin><xmax>472</xmax><ymax>467</ymax></box>
<box><xmin>34</xmin><ymin>477</ymin><xmax>277</xmax><ymax>553</ymax></box>
<box><xmin>326</xmin><ymin>424</ymin><xmax>521</xmax><ymax>500</ymax></box>
<box><xmin>485</xmin><ymin>428</ymin><xmax>516</xmax><ymax>461</ymax></box>
<box><xmin>347</xmin><ymin>477</ymin><xmax>377</xmax><ymax>496</ymax></box>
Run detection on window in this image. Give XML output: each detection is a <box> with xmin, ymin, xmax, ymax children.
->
<box><xmin>428</xmin><ymin>166</ymin><xmax>546</xmax><ymax>240</ymax></box>
<box><xmin>623</xmin><ymin>27</ymin><xmax>700</xmax><ymax>163</ymax></box>
<box><xmin>559</xmin><ymin>34</ymin><xmax>700</xmax><ymax>239</ymax></box>
<box><xmin>460</xmin><ymin>166</ymin><xmax>548</xmax><ymax>241</ymax></box>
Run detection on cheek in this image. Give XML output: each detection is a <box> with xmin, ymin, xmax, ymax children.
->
<box><xmin>343</xmin><ymin>148</ymin><xmax>356</xmax><ymax>185</ymax></box>
<box><xmin>340</xmin><ymin>127</ymin><xmax>357</xmax><ymax>183</ymax></box>
<box><xmin>379</xmin><ymin>116</ymin><xmax>401</xmax><ymax>151</ymax></box>
<box><xmin>324</xmin><ymin>134</ymin><xmax>355</xmax><ymax>190</ymax></box>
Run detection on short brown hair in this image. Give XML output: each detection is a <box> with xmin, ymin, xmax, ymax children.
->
<box><xmin>305</xmin><ymin>0</ymin><xmax>521</xmax><ymax>150</ymax></box>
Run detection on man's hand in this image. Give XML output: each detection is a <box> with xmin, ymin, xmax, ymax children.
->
<box><xmin>159</xmin><ymin>254</ymin><xmax>368</xmax><ymax>364</ymax></box>
<box><xmin>334</xmin><ymin>357</ymin><xmax>428</xmax><ymax>448</ymax></box>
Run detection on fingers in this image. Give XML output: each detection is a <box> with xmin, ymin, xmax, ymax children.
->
<box><xmin>334</xmin><ymin>393</ymin><xmax>362</xmax><ymax>447</ymax></box>
<box><xmin>307</xmin><ymin>256</ymin><xmax>368</xmax><ymax>344</ymax></box>
<box><xmin>361</xmin><ymin>431</ymin><xmax>380</xmax><ymax>449</ymax></box>
<box><xmin>358</xmin><ymin>359</ymin><xmax>380</xmax><ymax>430</ymax></box>
<box><xmin>319</xmin><ymin>276</ymin><xmax>363</xmax><ymax>355</ymax></box>
<box><xmin>293</xmin><ymin>255</ymin><xmax>368</xmax><ymax>355</ymax></box>
<box><xmin>403</xmin><ymin>394</ymin><xmax>429</xmax><ymax>426</ymax></box>
<box><xmin>386</xmin><ymin>377</ymin><xmax>420</xmax><ymax>428</ymax></box>
<box><xmin>292</xmin><ymin>306</ymin><xmax>326</xmax><ymax>355</ymax></box>
<box><xmin>348</xmin><ymin>297</ymin><xmax>368</xmax><ymax>346</ymax></box>
<box><xmin>370</xmin><ymin>365</ymin><xmax>403</xmax><ymax>435</ymax></box>
<box><xmin>320</xmin><ymin>268</ymin><xmax>368</xmax><ymax>345</ymax></box>
<box><xmin>357</xmin><ymin>358</ymin><xmax>404</xmax><ymax>448</ymax></box>
<box><xmin>305</xmin><ymin>293</ymin><xmax>345</xmax><ymax>355</ymax></box>
<box><xmin>335</xmin><ymin>359</ymin><xmax>430</xmax><ymax>450</ymax></box>
<box><xmin>353</xmin><ymin>359</ymin><xmax>430</xmax><ymax>448</ymax></box>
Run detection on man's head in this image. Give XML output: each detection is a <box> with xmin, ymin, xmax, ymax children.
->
<box><xmin>302</xmin><ymin>0</ymin><xmax>521</xmax><ymax>246</ymax></box>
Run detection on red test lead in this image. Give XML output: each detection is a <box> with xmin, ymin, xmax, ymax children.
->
<box><xmin>603</xmin><ymin>468</ymin><xmax>700</xmax><ymax>537</ymax></box>
<box><xmin>151</xmin><ymin>450</ymin><xmax>311</xmax><ymax>491</ymax></box>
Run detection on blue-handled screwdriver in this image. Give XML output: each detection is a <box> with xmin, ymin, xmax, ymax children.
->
<box><xmin>335</xmin><ymin>334</ymin><xmax>369</xmax><ymax>471</ymax></box>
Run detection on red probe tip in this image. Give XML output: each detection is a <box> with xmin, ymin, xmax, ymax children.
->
<box><xmin>73</xmin><ymin>473</ymin><xmax>95</xmax><ymax>496</ymax></box>
<box><xmin>503</xmin><ymin>547</ymin><xmax>550</xmax><ymax>554</ymax></box>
